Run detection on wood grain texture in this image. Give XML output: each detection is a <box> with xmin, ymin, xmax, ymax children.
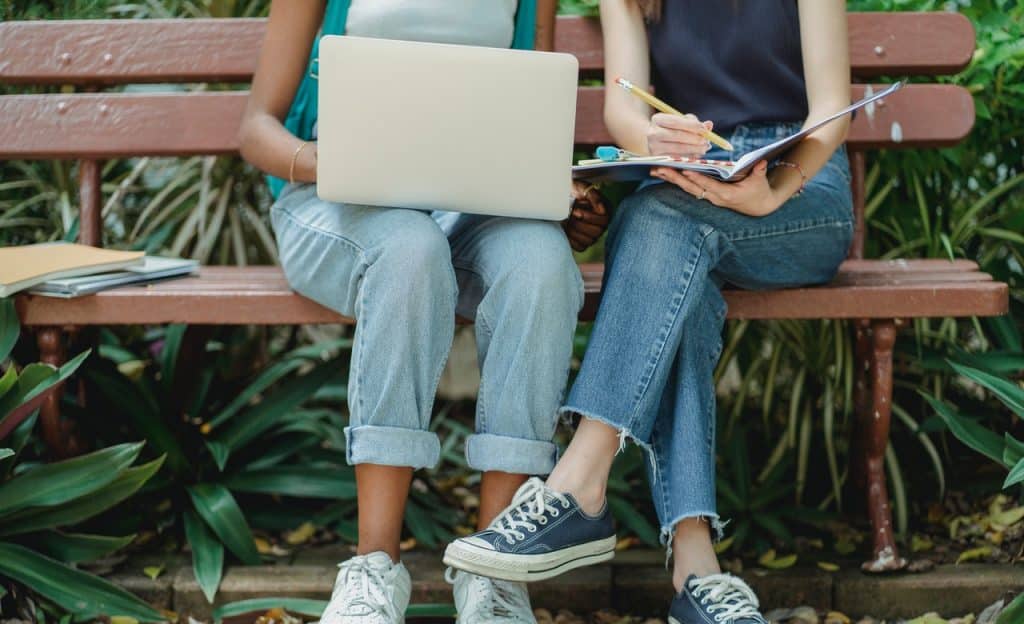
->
<box><xmin>0</xmin><ymin>83</ymin><xmax>973</xmax><ymax>159</ymax></box>
<box><xmin>573</xmin><ymin>84</ymin><xmax>974</xmax><ymax>148</ymax></box>
<box><xmin>16</xmin><ymin>262</ymin><xmax>1007</xmax><ymax>326</ymax></box>
<box><xmin>555</xmin><ymin>12</ymin><xmax>975</xmax><ymax>76</ymax></box>
<box><xmin>0</xmin><ymin>19</ymin><xmax>266</xmax><ymax>85</ymax></box>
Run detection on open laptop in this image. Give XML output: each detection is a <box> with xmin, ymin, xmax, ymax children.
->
<box><xmin>316</xmin><ymin>36</ymin><xmax>579</xmax><ymax>221</ymax></box>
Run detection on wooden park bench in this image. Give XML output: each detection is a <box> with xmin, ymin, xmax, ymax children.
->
<box><xmin>0</xmin><ymin>8</ymin><xmax>1006</xmax><ymax>572</ymax></box>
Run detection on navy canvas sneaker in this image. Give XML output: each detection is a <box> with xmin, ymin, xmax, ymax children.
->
<box><xmin>443</xmin><ymin>477</ymin><xmax>616</xmax><ymax>582</ymax></box>
<box><xmin>669</xmin><ymin>574</ymin><xmax>768</xmax><ymax>624</ymax></box>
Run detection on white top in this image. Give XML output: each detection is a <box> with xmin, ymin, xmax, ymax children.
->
<box><xmin>345</xmin><ymin>0</ymin><xmax>518</xmax><ymax>48</ymax></box>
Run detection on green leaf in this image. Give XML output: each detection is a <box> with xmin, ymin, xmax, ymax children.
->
<box><xmin>223</xmin><ymin>466</ymin><xmax>356</xmax><ymax>500</ymax></box>
<box><xmin>0</xmin><ymin>442</ymin><xmax>144</xmax><ymax>517</ymax></box>
<box><xmin>997</xmin><ymin>592</ymin><xmax>1024</xmax><ymax>624</ymax></box>
<box><xmin>210</xmin><ymin>357</ymin><xmax>340</xmax><ymax>462</ymax></box>
<box><xmin>213</xmin><ymin>598</ymin><xmax>328</xmax><ymax>624</ymax></box>
<box><xmin>184</xmin><ymin>509</ymin><xmax>224</xmax><ymax>603</ymax></box>
<box><xmin>0</xmin><ymin>448</ymin><xmax>12</xmax><ymax>461</ymax></box>
<box><xmin>26</xmin><ymin>531</ymin><xmax>135</xmax><ymax>564</ymax></box>
<box><xmin>607</xmin><ymin>495</ymin><xmax>660</xmax><ymax>546</ymax></box>
<box><xmin>187</xmin><ymin>483</ymin><xmax>260</xmax><ymax>565</ymax></box>
<box><xmin>159</xmin><ymin>324</ymin><xmax>187</xmax><ymax>395</ymax></box>
<box><xmin>950</xmin><ymin>361</ymin><xmax>1024</xmax><ymax>418</ymax></box>
<box><xmin>0</xmin><ymin>456</ymin><xmax>165</xmax><ymax>537</ymax></box>
<box><xmin>0</xmin><ymin>366</ymin><xmax>18</xmax><ymax>400</ymax></box>
<box><xmin>86</xmin><ymin>367</ymin><xmax>189</xmax><ymax>477</ymax></box>
<box><xmin>1004</xmin><ymin>458</ymin><xmax>1024</xmax><ymax>489</ymax></box>
<box><xmin>0</xmin><ymin>542</ymin><xmax>165</xmax><ymax>622</ymax></box>
<box><xmin>923</xmin><ymin>394</ymin><xmax>1007</xmax><ymax>467</ymax></box>
<box><xmin>1005</xmin><ymin>434</ymin><xmax>1024</xmax><ymax>466</ymax></box>
<box><xmin>0</xmin><ymin>351</ymin><xmax>90</xmax><ymax>429</ymax></box>
<box><xmin>0</xmin><ymin>298</ymin><xmax>19</xmax><ymax>363</ymax></box>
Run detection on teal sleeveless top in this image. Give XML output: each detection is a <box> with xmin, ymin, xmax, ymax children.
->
<box><xmin>268</xmin><ymin>0</ymin><xmax>538</xmax><ymax>198</ymax></box>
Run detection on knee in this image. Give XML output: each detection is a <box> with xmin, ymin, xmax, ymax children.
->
<box><xmin>369</xmin><ymin>217</ymin><xmax>456</xmax><ymax>301</ymax></box>
<box><xmin>498</xmin><ymin>224</ymin><xmax>583</xmax><ymax>312</ymax></box>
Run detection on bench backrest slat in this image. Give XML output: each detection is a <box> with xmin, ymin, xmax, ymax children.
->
<box><xmin>0</xmin><ymin>84</ymin><xmax>973</xmax><ymax>160</ymax></box>
<box><xmin>555</xmin><ymin>13</ymin><xmax>975</xmax><ymax>77</ymax></box>
<box><xmin>0</xmin><ymin>14</ymin><xmax>975</xmax><ymax>85</ymax></box>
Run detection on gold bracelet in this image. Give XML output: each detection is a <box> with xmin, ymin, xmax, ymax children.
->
<box><xmin>289</xmin><ymin>141</ymin><xmax>312</xmax><ymax>185</ymax></box>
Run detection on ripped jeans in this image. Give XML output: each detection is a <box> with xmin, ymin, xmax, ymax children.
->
<box><xmin>560</xmin><ymin>122</ymin><xmax>854</xmax><ymax>548</ymax></box>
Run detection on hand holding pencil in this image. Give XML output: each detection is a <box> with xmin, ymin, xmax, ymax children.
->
<box><xmin>616</xmin><ymin>77</ymin><xmax>734</xmax><ymax>153</ymax></box>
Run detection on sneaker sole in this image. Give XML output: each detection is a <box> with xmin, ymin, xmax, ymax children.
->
<box><xmin>442</xmin><ymin>535</ymin><xmax>618</xmax><ymax>582</ymax></box>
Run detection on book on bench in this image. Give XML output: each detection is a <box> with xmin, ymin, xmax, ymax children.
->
<box><xmin>572</xmin><ymin>81</ymin><xmax>902</xmax><ymax>183</ymax></box>
<box><xmin>0</xmin><ymin>242</ymin><xmax>145</xmax><ymax>298</ymax></box>
<box><xmin>29</xmin><ymin>256</ymin><xmax>200</xmax><ymax>299</ymax></box>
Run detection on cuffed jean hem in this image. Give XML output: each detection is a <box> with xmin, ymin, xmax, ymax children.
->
<box><xmin>344</xmin><ymin>425</ymin><xmax>441</xmax><ymax>470</ymax></box>
<box><xmin>662</xmin><ymin>512</ymin><xmax>726</xmax><ymax>568</ymax></box>
<box><xmin>465</xmin><ymin>433</ymin><xmax>559</xmax><ymax>476</ymax></box>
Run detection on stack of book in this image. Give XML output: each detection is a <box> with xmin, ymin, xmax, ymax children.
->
<box><xmin>0</xmin><ymin>242</ymin><xmax>198</xmax><ymax>299</ymax></box>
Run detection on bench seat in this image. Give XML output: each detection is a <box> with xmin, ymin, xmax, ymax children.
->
<box><xmin>16</xmin><ymin>259</ymin><xmax>1007</xmax><ymax>326</ymax></box>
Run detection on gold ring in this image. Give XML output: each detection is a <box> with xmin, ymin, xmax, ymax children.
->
<box><xmin>699</xmin><ymin>188</ymin><xmax>707</xmax><ymax>200</ymax></box>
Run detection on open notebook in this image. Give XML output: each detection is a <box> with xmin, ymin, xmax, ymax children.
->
<box><xmin>573</xmin><ymin>82</ymin><xmax>903</xmax><ymax>183</ymax></box>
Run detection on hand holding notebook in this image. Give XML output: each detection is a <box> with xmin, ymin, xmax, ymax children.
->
<box><xmin>573</xmin><ymin>82</ymin><xmax>903</xmax><ymax>183</ymax></box>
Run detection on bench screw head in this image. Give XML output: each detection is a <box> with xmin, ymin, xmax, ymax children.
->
<box><xmin>59</xmin><ymin>52</ymin><xmax>72</xmax><ymax>65</ymax></box>
<box><xmin>57</xmin><ymin>101</ymin><xmax>68</xmax><ymax>114</ymax></box>
<box><xmin>103</xmin><ymin>53</ymin><xmax>114</xmax><ymax>64</ymax></box>
<box><xmin>874</xmin><ymin>45</ymin><xmax>886</xmax><ymax>56</ymax></box>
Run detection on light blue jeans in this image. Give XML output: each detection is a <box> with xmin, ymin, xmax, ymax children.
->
<box><xmin>561</xmin><ymin>122</ymin><xmax>854</xmax><ymax>547</ymax></box>
<box><xmin>272</xmin><ymin>184</ymin><xmax>583</xmax><ymax>474</ymax></box>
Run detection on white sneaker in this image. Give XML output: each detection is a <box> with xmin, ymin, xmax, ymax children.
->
<box><xmin>320</xmin><ymin>552</ymin><xmax>411</xmax><ymax>624</ymax></box>
<box><xmin>448</xmin><ymin>567</ymin><xmax>537</xmax><ymax>624</ymax></box>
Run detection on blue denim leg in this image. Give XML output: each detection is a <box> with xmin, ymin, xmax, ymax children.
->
<box><xmin>443</xmin><ymin>213</ymin><xmax>584</xmax><ymax>475</ymax></box>
<box><xmin>271</xmin><ymin>184</ymin><xmax>456</xmax><ymax>469</ymax></box>
<box><xmin>563</xmin><ymin>123</ymin><xmax>854</xmax><ymax>545</ymax></box>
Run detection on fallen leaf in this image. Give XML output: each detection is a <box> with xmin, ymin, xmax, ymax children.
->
<box><xmin>835</xmin><ymin>539</ymin><xmax>856</xmax><ymax>556</ymax></box>
<box><xmin>117</xmin><ymin>360</ymin><xmax>146</xmax><ymax>380</ymax></box>
<box><xmin>956</xmin><ymin>546</ymin><xmax>993</xmax><ymax>564</ymax></box>
<box><xmin>254</xmin><ymin>537</ymin><xmax>289</xmax><ymax>557</ymax></box>
<box><xmin>284</xmin><ymin>521</ymin><xmax>317</xmax><ymax>546</ymax></box>
<box><xmin>911</xmin><ymin>534</ymin><xmax>934</xmax><ymax>552</ymax></box>
<box><xmin>817</xmin><ymin>561</ymin><xmax>840</xmax><ymax>572</ymax></box>
<box><xmin>825</xmin><ymin>612</ymin><xmax>851</xmax><ymax>624</ymax></box>
<box><xmin>989</xmin><ymin>506</ymin><xmax>1024</xmax><ymax>528</ymax></box>
<box><xmin>142</xmin><ymin>565</ymin><xmax>164</xmax><ymax>580</ymax></box>
<box><xmin>713</xmin><ymin>536</ymin><xmax>735</xmax><ymax>554</ymax></box>
<box><xmin>615</xmin><ymin>536</ymin><xmax>639</xmax><ymax>551</ymax></box>
<box><xmin>399</xmin><ymin>537</ymin><xmax>417</xmax><ymax>552</ymax></box>
<box><xmin>907</xmin><ymin>613</ymin><xmax>948</xmax><ymax>624</ymax></box>
<box><xmin>110</xmin><ymin>617</ymin><xmax>139</xmax><ymax>624</ymax></box>
<box><xmin>758</xmin><ymin>549</ymin><xmax>798</xmax><ymax>570</ymax></box>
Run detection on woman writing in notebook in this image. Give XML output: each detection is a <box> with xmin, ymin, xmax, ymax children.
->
<box><xmin>447</xmin><ymin>1</ymin><xmax>853</xmax><ymax>622</ymax></box>
<box><xmin>238</xmin><ymin>2</ymin><xmax>607</xmax><ymax>623</ymax></box>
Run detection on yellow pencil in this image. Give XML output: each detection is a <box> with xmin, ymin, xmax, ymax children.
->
<box><xmin>616</xmin><ymin>77</ymin><xmax>734</xmax><ymax>152</ymax></box>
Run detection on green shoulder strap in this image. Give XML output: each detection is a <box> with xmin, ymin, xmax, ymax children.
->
<box><xmin>269</xmin><ymin>0</ymin><xmax>537</xmax><ymax>198</ymax></box>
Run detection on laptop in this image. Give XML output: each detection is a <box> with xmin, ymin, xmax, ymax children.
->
<box><xmin>316</xmin><ymin>36</ymin><xmax>579</xmax><ymax>221</ymax></box>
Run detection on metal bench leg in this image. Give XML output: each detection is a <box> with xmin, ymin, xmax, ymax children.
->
<box><xmin>36</xmin><ymin>327</ymin><xmax>86</xmax><ymax>458</ymax></box>
<box><xmin>861</xmin><ymin>319</ymin><xmax>907</xmax><ymax>572</ymax></box>
<box><xmin>849</xmin><ymin>319</ymin><xmax>873</xmax><ymax>502</ymax></box>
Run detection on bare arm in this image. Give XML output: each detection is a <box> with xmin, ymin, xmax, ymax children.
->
<box><xmin>237</xmin><ymin>0</ymin><xmax>324</xmax><ymax>183</ymax></box>
<box><xmin>766</xmin><ymin>0</ymin><xmax>851</xmax><ymax>198</ymax></box>
<box><xmin>600</xmin><ymin>0</ymin><xmax>711</xmax><ymax>157</ymax></box>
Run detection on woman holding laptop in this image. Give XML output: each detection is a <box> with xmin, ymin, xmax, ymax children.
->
<box><xmin>447</xmin><ymin>1</ymin><xmax>854</xmax><ymax>622</ymax></box>
<box><xmin>238</xmin><ymin>1</ymin><xmax>607</xmax><ymax>622</ymax></box>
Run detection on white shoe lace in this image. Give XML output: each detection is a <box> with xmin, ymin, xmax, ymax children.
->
<box><xmin>446</xmin><ymin>568</ymin><xmax>534</xmax><ymax>623</ymax></box>
<box><xmin>327</xmin><ymin>556</ymin><xmax>401</xmax><ymax>622</ymax></box>
<box><xmin>490</xmin><ymin>477</ymin><xmax>571</xmax><ymax>545</ymax></box>
<box><xmin>687</xmin><ymin>574</ymin><xmax>763</xmax><ymax>622</ymax></box>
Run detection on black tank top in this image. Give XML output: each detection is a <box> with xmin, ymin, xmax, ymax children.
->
<box><xmin>646</xmin><ymin>0</ymin><xmax>807</xmax><ymax>134</ymax></box>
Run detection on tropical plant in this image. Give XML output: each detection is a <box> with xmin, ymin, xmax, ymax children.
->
<box><xmin>0</xmin><ymin>299</ymin><xmax>164</xmax><ymax>621</ymax></box>
<box><xmin>925</xmin><ymin>360</ymin><xmax>1024</xmax><ymax>492</ymax></box>
<box><xmin>77</xmin><ymin>325</ymin><xmax>354</xmax><ymax>602</ymax></box>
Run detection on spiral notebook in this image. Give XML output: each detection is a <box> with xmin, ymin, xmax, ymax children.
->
<box><xmin>573</xmin><ymin>82</ymin><xmax>903</xmax><ymax>183</ymax></box>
